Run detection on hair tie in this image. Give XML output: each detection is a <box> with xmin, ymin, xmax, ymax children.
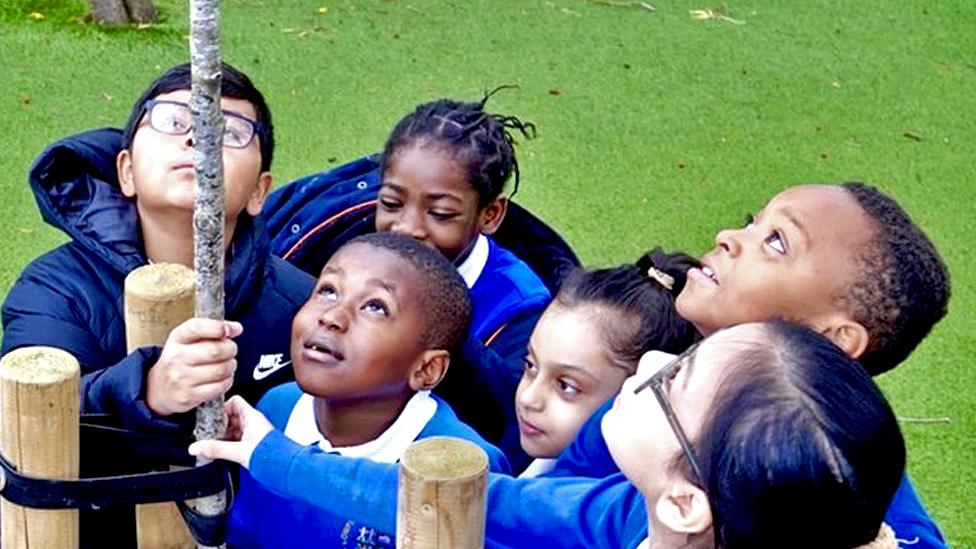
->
<box><xmin>646</xmin><ymin>266</ymin><xmax>675</xmax><ymax>291</ymax></box>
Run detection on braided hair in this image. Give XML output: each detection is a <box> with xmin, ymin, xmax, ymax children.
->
<box><xmin>380</xmin><ymin>87</ymin><xmax>536</xmax><ymax>207</ymax></box>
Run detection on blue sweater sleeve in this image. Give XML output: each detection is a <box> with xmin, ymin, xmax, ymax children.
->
<box><xmin>485</xmin><ymin>473</ymin><xmax>646</xmax><ymax>548</ymax></box>
<box><xmin>248</xmin><ymin>430</ymin><xmax>646</xmax><ymax>548</ymax></box>
<box><xmin>884</xmin><ymin>475</ymin><xmax>948</xmax><ymax>548</ymax></box>
<box><xmin>249</xmin><ymin>429</ymin><xmax>401</xmax><ymax>529</ymax></box>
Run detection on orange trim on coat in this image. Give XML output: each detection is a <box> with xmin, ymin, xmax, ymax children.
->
<box><xmin>484</xmin><ymin>323</ymin><xmax>509</xmax><ymax>347</ymax></box>
<box><xmin>282</xmin><ymin>200</ymin><xmax>378</xmax><ymax>260</ymax></box>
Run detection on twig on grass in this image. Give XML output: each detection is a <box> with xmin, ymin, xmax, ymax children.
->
<box><xmin>690</xmin><ymin>8</ymin><xmax>745</xmax><ymax>25</ymax></box>
<box><xmin>584</xmin><ymin>0</ymin><xmax>655</xmax><ymax>12</ymax></box>
<box><xmin>897</xmin><ymin>416</ymin><xmax>951</xmax><ymax>425</ymax></box>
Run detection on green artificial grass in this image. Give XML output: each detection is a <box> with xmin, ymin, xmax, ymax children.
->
<box><xmin>1</xmin><ymin>0</ymin><xmax>973</xmax><ymax>544</ymax></box>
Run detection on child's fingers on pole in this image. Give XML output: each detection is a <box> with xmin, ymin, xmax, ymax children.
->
<box><xmin>188</xmin><ymin>439</ymin><xmax>247</xmax><ymax>467</ymax></box>
<box><xmin>226</xmin><ymin>396</ymin><xmax>273</xmax><ymax>440</ymax></box>
<box><xmin>182</xmin><ymin>339</ymin><xmax>238</xmax><ymax>366</ymax></box>
<box><xmin>185</xmin><ymin>358</ymin><xmax>237</xmax><ymax>384</ymax></box>
<box><xmin>225</xmin><ymin>419</ymin><xmax>244</xmax><ymax>442</ymax></box>
<box><xmin>170</xmin><ymin>318</ymin><xmax>242</xmax><ymax>344</ymax></box>
<box><xmin>225</xmin><ymin>394</ymin><xmax>256</xmax><ymax>418</ymax></box>
<box><xmin>223</xmin><ymin>321</ymin><xmax>243</xmax><ymax>338</ymax></box>
<box><xmin>190</xmin><ymin>377</ymin><xmax>235</xmax><ymax>405</ymax></box>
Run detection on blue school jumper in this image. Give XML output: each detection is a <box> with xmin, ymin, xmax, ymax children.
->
<box><xmin>442</xmin><ymin>234</ymin><xmax>551</xmax><ymax>469</ymax></box>
<box><xmin>243</xmin><ymin>428</ymin><xmax>646</xmax><ymax>548</ymax></box>
<box><xmin>263</xmin><ymin>157</ymin><xmax>562</xmax><ymax>468</ymax></box>
<box><xmin>228</xmin><ymin>382</ymin><xmax>511</xmax><ymax>549</ymax></box>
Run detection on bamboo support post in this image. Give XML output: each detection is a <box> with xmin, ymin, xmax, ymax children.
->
<box><xmin>125</xmin><ymin>263</ymin><xmax>197</xmax><ymax>549</ymax></box>
<box><xmin>397</xmin><ymin>437</ymin><xmax>489</xmax><ymax>549</ymax></box>
<box><xmin>0</xmin><ymin>346</ymin><xmax>81</xmax><ymax>548</ymax></box>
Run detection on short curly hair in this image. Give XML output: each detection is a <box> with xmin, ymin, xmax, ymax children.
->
<box><xmin>837</xmin><ymin>182</ymin><xmax>950</xmax><ymax>375</ymax></box>
<box><xmin>342</xmin><ymin>233</ymin><xmax>471</xmax><ymax>352</ymax></box>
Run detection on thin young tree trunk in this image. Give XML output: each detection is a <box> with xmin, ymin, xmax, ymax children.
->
<box><xmin>189</xmin><ymin>1</ymin><xmax>227</xmax><ymax>547</ymax></box>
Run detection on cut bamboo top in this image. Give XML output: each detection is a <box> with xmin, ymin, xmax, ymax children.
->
<box><xmin>401</xmin><ymin>437</ymin><xmax>488</xmax><ymax>481</ymax></box>
<box><xmin>0</xmin><ymin>347</ymin><xmax>80</xmax><ymax>385</ymax></box>
<box><xmin>125</xmin><ymin>263</ymin><xmax>195</xmax><ymax>300</ymax></box>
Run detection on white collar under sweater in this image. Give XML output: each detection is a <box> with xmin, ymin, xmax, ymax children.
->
<box><xmin>518</xmin><ymin>458</ymin><xmax>556</xmax><ymax>478</ymax></box>
<box><xmin>283</xmin><ymin>390</ymin><xmax>438</xmax><ymax>463</ymax></box>
<box><xmin>455</xmin><ymin>233</ymin><xmax>489</xmax><ymax>289</ymax></box>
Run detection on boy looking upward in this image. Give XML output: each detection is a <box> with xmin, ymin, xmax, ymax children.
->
<box><xmin>2</xmin><ymin>62</ymin><xmax>313</xmax><ymax>425</ymax></box>
<box><xmin>675</xmin><ymin>182</ymin><xmax>948</xmax><ymax>376</ymax></box>
<box><xmin>1</xmin><ymin>63</ymin><xmax>314</xmax><ymax>544</ymax></box>
<box><xmin>227</xmin><ymin>232</ymin><xmax>509</xmax><ymax>548</ymax></box>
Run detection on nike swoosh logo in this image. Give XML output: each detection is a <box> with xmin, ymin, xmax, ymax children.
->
<box><xmin>253</xmin><ymin>359</ymin><xmax>292</xmax><ymax>380</ymax></box>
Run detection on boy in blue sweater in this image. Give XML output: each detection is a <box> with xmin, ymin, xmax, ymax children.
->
<box><xmin>225</xmin><ymin>232</ymin><xmax>509</xmax><ymax>548</ymax></box>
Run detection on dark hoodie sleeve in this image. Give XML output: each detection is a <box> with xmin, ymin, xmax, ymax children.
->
<box><xmin>2</xmin><ymin>258</ymin><xmax>187</xmax><ymax>432</ymax></box>
<box><xmin>2</xmin><ymin>254</ymin><xmax>111</xmax><ymax>369</ymax></box>
<box><xmin>81</xmin><ymin>346</ymin><xmax>191</xmax><ymax>431</ymax></box>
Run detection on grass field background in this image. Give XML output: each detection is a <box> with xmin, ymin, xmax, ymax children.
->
<box><xmin>2</xmin><ymin>0</ymin><xmax>973</xmax><ymax>545</ymax></box>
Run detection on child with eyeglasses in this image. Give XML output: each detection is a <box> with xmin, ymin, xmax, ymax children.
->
<box><xmin>1</xmin><ymin>62</ymin><xmax>315</xmax><ymax>545</ymax></box>
<box><xmin>600</xmin><ymin>320</ymin><xmax>905</xmax><ymax>548</ymax></box>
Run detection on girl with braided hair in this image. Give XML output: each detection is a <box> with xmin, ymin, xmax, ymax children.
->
<box><xmin>374</xmin><ymin>92</ymin><xmax>554</xmax><ymax>468</ymax></box>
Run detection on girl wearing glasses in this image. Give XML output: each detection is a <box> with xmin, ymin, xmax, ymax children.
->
<box><xmin>602</xmin><ymin>321</ymin><xmax>903</xmax><ymax>548</ymax></box>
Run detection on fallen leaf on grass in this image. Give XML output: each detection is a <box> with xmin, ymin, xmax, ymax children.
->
<box><xmin>28</xmin><ymin>12</ymin><xmax>45</xmax><ymax>20</ymax></box>
<box><xmin>317</xmin><ymin>6</ymin><xmax>328</xmax><ymax>14</ymax></box>
<box><xmin>689</xmin><ymin>8</ymin><xmax>744</xmax><ymax>24</ymax></box>
<box><xmin>902</xmin><ymin>131</ymin><xmax>923</xmax><ymax>142</ymax></box>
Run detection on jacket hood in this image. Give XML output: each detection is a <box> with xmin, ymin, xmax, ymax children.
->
<box><xmin>29</xmin><ymin>127</ymin><xmax>143</xmax><ymax>273</ymax></box>
<box><xmin>28</xmin><ymin>127</ymin><xmax>270</xmax><ymax>315</ymax></box>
